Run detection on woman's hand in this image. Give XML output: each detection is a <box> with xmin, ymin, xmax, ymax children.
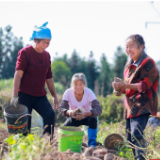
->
<box><xmin>67</xmin><ymin>110</ymin><xmax>78</xmax><ymax>118</ymax></box>
<box><xmin>52</xmin><ymin>96</ymin><xmax>59</xmax><ymax>110</ymax></box>
<box><xmin>10</xmin><ymin>96</ymin><xmax>19</xmax><ymax>107</ymax></box>
<box><xmin>76</xmin><ymin>112</ymin><xmax>86</xmax><ymax>121</ymax></box>
<box><xmin>112</xmin><ymin>78</ymin><xmax>126</xmax><ymax>90</ymax></box>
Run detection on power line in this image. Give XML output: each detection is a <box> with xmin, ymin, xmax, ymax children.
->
<box><xmin>145</xmin><ymin>1</ymin><xmax>160</xmax><ymax>28</ymax></box>
<box><xmin>150</xmin><ymin>1</ymin><xmax>160</xmax><ymax>16</ymax></box>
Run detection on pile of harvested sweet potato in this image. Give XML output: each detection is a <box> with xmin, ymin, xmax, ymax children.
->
<box><xmin>41</xmin><ymin>145</ymin><xmax>127</xmax><ymax>160</ymax></box>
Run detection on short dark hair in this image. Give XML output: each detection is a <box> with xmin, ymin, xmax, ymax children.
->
<box><xmin>127</xmin><ymin>34</ymin><xmax>145</xmax><ymax>49</ymax></box>
<box><xmin>34</xmin><ymin>39</ymin><xmax>44</xmax><ymax>43</ymax></box>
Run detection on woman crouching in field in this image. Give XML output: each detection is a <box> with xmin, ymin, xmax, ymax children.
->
<box><xmin>58</xmin><ymin>73</ymin><xmax>102</xmax><ymax>147</ymax></box>
<box><xmin>112</xmin><ymin>34</ymin><xmax>159</xmax><ymax>160</ymax></box>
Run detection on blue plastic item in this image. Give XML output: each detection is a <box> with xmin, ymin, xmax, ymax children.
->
<box><xmin>30</xmin><ymin>22</ymin><xmax>52</xmax><ymax>40</ymax></box>
<box><xmin>88</xmin><ymin>128</ymin><xmax>97</xmax><ymax>147</ymax></box>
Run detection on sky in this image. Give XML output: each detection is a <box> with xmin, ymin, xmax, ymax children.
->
<box><xmin>0</xmin><ymin>0</ymin><xmax>160</xmax><ymax>63</ymax></box>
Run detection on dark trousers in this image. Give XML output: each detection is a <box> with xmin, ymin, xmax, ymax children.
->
<box><xmin>126</xmin><ymin>113</ymin><xmax>150</xmax><ymax>144</ymax></box>
<box><xmin>18</xmin><ymin>91</ymin><xmax>55</xmax><ymax>137</ymax></box>
<box><xmin>63</xmin><ymin>117</ymin><xmax>97</xmax><ymax>129</ymax></box>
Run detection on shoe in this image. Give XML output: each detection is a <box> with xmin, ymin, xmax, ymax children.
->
<box><xmin>88</xmin><ymin>128</ymin><xmax>97</xmax><ymax>147</ymax></box>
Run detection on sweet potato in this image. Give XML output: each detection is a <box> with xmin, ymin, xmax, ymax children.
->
<box><xmin>104</xmin><ymin>153</ymin><xmax>114</xmax><ymax>160</ymax></box>
<box><xmin>106</xmin><ymin>149</ymin><xmax>117</xmax><ymax>154</ymax></box>
<box><xmin>71</xmin><ymin>153</ymin><xmax>81</xmax><ymax>160</ymax></box>
<box><xmin>92</xmin><ymin>148</ymin><xmax>108</xmax><ymax>159</ymax></box>
<box><xmin>73</xmin><ymin>108</ymin><xmax>82</xmax><ymax>116</ymax></box>
<box><xmin>84</xmin><ymin>157</ymin><xmax>101</xmax><ymax>160</ymax></box>
<box><xmin>82</xmin><ymin>146</ymin><xmax>94</xmax><ymax>157</ymax></box>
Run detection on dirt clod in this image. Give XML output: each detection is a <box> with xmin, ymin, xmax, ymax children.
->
<box><xmin>73</xmin><ymin>108</ymin><xmax>82</xmax><ymax>116</ymax></box>
<box><xmin>82</xmin><ymin>146</ymin><xmax>94</xmax><ymax>157</ymax></box>
<box><xmin>104</xmin><ymin>153</ymin><xmax>114</xmax><ymax>160</ymax></box>
<box><xmin>84</xmin><ymin>156</ymin><xmax>101</xmax><ymax>160</ymax></box>
<box><xmin>92</xmin><ymin>148</ymin><xmax>108</xmax><ymax>159</ymax></box>
<box><xmin>5</xmin><ymin>104</ymin><xmax>27</xmax><ymax>114</ymax></box>
<box><xmin>71</xmin><ymin>153</ymin><xmax>81</xmax><ymax>160</ymax></box>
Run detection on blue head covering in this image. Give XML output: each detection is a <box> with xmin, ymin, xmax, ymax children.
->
<box><xmin>30</xmin><ymin>22</ymin><xmax>52</xmax><ymax>41</ymax></box>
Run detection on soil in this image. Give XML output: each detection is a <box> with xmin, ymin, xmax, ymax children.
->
<box><xmin>0</xmin><ymin>129</ymin><xmax>10</xmax><ymax>160</ymax></box>
<box><xmin>5</xmin><ymin>104</ymin><xmax>28</xmax><ymax>114</ymax></box>
<box><xmin>59</xmin><ymin>126</ymin><xmax>83</xmax><ymax>132</ymax></box>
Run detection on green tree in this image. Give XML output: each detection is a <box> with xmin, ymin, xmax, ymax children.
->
<box><xmin>86</xmin><ymin>51</ymin><xmax>99</xmax><ymax>91</ymax></box>
<box><xmin>0</xmin><ymin>28</ymin><xmax>3</xmax><ymax>75</ymax></box>
<box><xmin>68</xmin><ymin>50</ymin><xmax>82</xmax><ymax>74</ymax></box>
<box><xmin>113</xmin><ymin>46</ymin><xmax>127</xmax><ymax>79</ymax></box>
<box><xmin>51</xmin><ymin>60</ymin><xmax>72</xmax><ymax>88</ymax></box>
<box><xmin>0</xmin><ymin>25</ymin><xmax>23</xmax><ymax>79</ymax></box>
<box><xmin>68</xmin><ymin>50</ymin><xmax>99</xmax><ymax>91</ymax></box>
<box><xmin>98</xmin><ymin>53</ymin><xmax>113</xmax><ymax>96</ymax></box>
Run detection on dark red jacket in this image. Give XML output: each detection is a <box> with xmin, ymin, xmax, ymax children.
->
<box><xmin>15</xmin><ymin>45</ymin><xmax>53</xmax><ymax>96</ymax></box>
<box><xmin>123</xmin><ymin>52</ymin><xmax>159</xmax><ymax>119</ymax></box>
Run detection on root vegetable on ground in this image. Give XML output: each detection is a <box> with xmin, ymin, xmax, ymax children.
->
<box><xmin>92</xmin><ymin>148</ymin><xmax>108</xmax><ymax>159</ymax></box>
<box><xmin>73</xmin><ymin>108</ymin><xmax>82</xmax><ymax>116</ymax></box>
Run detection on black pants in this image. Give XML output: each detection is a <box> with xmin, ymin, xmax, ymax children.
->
<box><xmin>18</xmin><ymin>91</ymin><xmax>55</xmax><ymax>137</ymax></box>
<box><xmin>126</xmin><ymin>113</ymin><xmax>150</xmax><ymax>144</ymax></box>
<box><xmin>63</xmin><ymin>117</ymin><xmax>97</xmax><ymax>129</ymax></box>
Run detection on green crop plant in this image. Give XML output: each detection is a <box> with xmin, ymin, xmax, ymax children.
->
<box><xmin>4</xmin><ymin>134</ymin><xmax>52</xmax><ymax>160</ymax></box>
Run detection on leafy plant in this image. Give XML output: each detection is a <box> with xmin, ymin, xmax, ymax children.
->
<box><xmin>98</xmin><ymin>94</ymin><xmax>124</xmax><ymax>123</ymax></box>
<box><xmin>5</xmin><ymin>134</ymin><xmax>50</xmax><ymax>160</ymax></box>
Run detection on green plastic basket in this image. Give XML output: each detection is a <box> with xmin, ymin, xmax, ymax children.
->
<box><xmin>58</xmin><ymin>126</ymin><xmax>84</xmax><ymax>153</ymax></box>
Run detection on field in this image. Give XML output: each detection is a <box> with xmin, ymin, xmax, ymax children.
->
<box><xmin>0</xmin><ymin>79</ymin><xmax>160</xmax><ymax>160</ymax></box>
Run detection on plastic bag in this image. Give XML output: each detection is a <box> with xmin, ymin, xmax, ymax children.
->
<box><xmin>31</xmin><ymin>109</ymin><xmax>43</xmax><ymax>135</ymax></box>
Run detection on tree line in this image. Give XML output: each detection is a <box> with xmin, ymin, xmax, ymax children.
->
<box><xmin>0</xmin><ymin>25</ymin><xmax>160</xmax><ymax>96</ymax></box>
<box><xmin>51</xmin><ymin>48</ymin><xmax>127</xmax><ymax>96</ymax></box>
<box><xmin>0</xmin><ymin>25</ymin><xmax>23</xmax><ymax>79</ymax></box>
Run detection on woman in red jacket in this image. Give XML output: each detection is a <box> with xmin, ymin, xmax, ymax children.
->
<box><xmin>10</xmin><ymin>22</ymin><xmax>58</xmax><ymax>140</ymax></box>
<box><xmin>112</xmin><ymin>34</ymin><xmax>159</xmax><ymax>160</ymax></box>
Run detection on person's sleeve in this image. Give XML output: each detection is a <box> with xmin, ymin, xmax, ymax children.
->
<box><xmin>140</xmin><ymin>59</ymin><xmax>159</xmax><ymax>92</ymax></box>
<box><xmin>46</xmin><ymin>66</ymin><xmax>53</xmax><ymax>79</ymax></box>
<box><xmin>135</xmin><ymin>81</ymin><xmax>147</xmax><ymax>93</ymax></box>
<box><xmin>88</xmin><ymin>89</ymin><xmax>102</xmax><ymax>117</ymax></box>
<box><xmin>58</xmin><ymin>100</ymin><xmax>69</xmax><ymax>117</ymax></box>
<box><xmin>90</xmin><ymin>100</ymin><xmax>102</xmax><ymax>117</ymax></box>
<box><xmin>121</xmin><ymin>88</ymin><xmax>126</xmax><ymax>94</ymax></box>
<box><xmin>46</xmin><ymin>54</ymin><xmax>53</xmax><ymax>79</ymax></box>
<box><xmin>15</xmin><ymin>50</ymin><xmax>28</xmax><ymax>71</ymax></box>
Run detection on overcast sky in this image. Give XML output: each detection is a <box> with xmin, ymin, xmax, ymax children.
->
<box><xmin>1</xmin><ymin>1</ymin><xmax>160</xmax><ymax>63</ymax></box>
